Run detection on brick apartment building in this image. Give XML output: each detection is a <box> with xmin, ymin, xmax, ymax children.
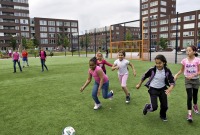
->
<box><xmin>0</xmin><ymin>0</ymin><xmax>79</xmax><ymax>51</ymax></box>
<box><xmin>140</xmin><ymin>0</ymin><xmax>200</xmax><ymax>49</ymax></box>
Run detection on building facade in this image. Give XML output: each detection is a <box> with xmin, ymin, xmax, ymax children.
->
<box><xmin>140</xmin><ymin>0</ymin><xmax>200</xmax><ymax>49</ymax></box>
<box><xmin>0</xmin><ymin>0</ymin><xmax>79</xmax><ymax>51</ymax></box>
<box><xmin>0</xmin><ymin>0</ymin><xmax>30</xmax><ymax>50</ymax></box>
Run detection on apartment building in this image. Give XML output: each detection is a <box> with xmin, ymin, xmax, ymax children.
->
<box><xmin>31</xmin><ymin>17</ymin><xmax>79</xmax><ymax>50</ymax></box>
<box><xmin>0</xmin><ymin>0</ymin><xmax>30</xmax><ymax>50</ymax></box>
<box><xmin>140</xmin><ymin>0</ymin><xmax>200</xmax><ymax>49</ymax></box>
<box><xmin>0</xmin><ymin>0</ymin><xmax>79</xmax><ymax>51</ymax></box>
<box><xmin>81</xmin><ymin>24</ymin><xmax>140</xmax><ymax>51</ymax></box>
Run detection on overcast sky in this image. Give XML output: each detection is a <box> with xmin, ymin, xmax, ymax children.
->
<box><xmin>29</xmin><ymin>0</ymin><xmax>199</xmax><ymax>34</ymax></box>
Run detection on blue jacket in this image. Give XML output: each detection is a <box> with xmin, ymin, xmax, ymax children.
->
<box><xmin>141</xmin><ymin>66</ymin><xmax>175</xmax><ymax>88</ymax></box>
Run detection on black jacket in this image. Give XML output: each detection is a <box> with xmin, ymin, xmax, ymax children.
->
<box><xmin>141</xmin><ymin>66</ymin><xmax>175</xmax><ymax>88</ymax></box>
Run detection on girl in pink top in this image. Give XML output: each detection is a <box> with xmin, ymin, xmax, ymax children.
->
<box><xmin>174</xmin><ymin>45</ymin><xmax>200</xmax><ymax>122</ymax></box>
<box><xmin>12</xmin><ymin>50</ymin><xmax>22</xmax><ymax>73</ymax></box>
<box><xmin>96</xmin><ymin>52</ymin><xmax>112</xmax><ymax>74</ymax></box>
<box><xmin>80</xmin><ymin>57</ymin><xmax>113</xmax><ymax>110</ymax></box>
<box><xmin>39</xmin><ymin>48</ymin><xmax>48</xmax><ymax>72</ymax></box>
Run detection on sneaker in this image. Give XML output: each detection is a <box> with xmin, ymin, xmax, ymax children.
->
<box><xmin>187</xmin><ymin>114</ymin><xmax>193</xmax><ymax>122</ymax></box>
<box><xmin>193</xmin><ymin>105</ymin><xmax>199</xmax><ymax>114</ymax></box>
<box><xmin>93</xmin><ymin>103</ymin><xmax>102</xmax><ymax>110</ymax></box>
<box><xmin>143</xmin><ymin>104</ymin><xmax>150</xmax><ymax>115</ymax></box>
<box><xmin>109</xmin><ymin>90</ymin><xmax>114</xmax><ymax>100</ymax></box>
<box><xmin>125</xmin><ymin>93</ymin><xmax>130</xmax><ymax>103</ymax></box>
<box><xmin>160</xmin><ymin>116</ymin><xmax>168</xmax><ymax>122</ymax></box>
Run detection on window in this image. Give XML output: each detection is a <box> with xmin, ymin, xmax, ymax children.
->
<box><xmin>171</xmin><ymin>17</ymin><xmax>181</xmax><ymax>23</ymax></box>
<box><xmin>142</xmin><ymin>4</ymin><xmax>148</xmax><ymax>9</ymax></box>
<box><xmin>160</xmin><ymin>33</ymin><xmax>168</xmax><ymax>38</ymax></box>
<box><xmin>161</xmin><ymin>8</ymin><xmax>166</xmax><ymax>13</ymax></box>
<box><xmin>183</xmin><ymin>31</ymin><xmax>194</xmax><ymax>37</ymax></box>
<box><xmin>142</xmin><ymin>0</ymin><xmax>148</xmax><ymax>3</ymax></box>
<box><xmin>150</xmin><ymin>1</ymin><xmax>158</xmax><ymax>7</ymax></box>
<box><xmin>151</xmin><ymin>28</ymin><xmax>157</xmax><ymax>32</ymax></box>
<box><xmin>40</xmin><ymin>27</ymin><xmax>47</xmax><ymax>32</ymax></box>
<box><xmin>142</xmin><ymin>10</ymin><xmax>148</xmax><ymax>15</ymax></box>
<box><xmin>21</xmin><ymin>32</ymin><xmax>29</xmax><ymax>38</ymax></box>
<box><xmin>40</xmin><ymin>39</ymin><xmax>48</xmax><ymax>44</ymax></box>
<box><xmin>171</xmin><ymin>32</ymin><xmax>180</xmax><ymax>37</ymax></box>
<box><xmin>56</xmin><ymin>21</ymin><xmax>63</xmax><ymax>26</ymax></box>
<box><xmin>49</xmin><ymin>33</ymin><xmax>55</xmax><ymax>38</ymax></box>
<box><xmin>183</xmin><ymin>23</ymin><xmax>195</xmax><ymax>29</ymax></box>
<box><xmin>64</xmin><ymin>22</ymin><xmax>70</xmax><ymax>26</ymax></box>
<box><xmin>20</xmin><ymin>19</ymin><xmax>28</xmax><ymax>24</ymax></box>
<box><xmin>49</xmin><ymin>39</ymin><xmax>56</xmax><ymax>44</ymax></box>
<box><xmin>160</xmin><ymin>27</ymin><xmax>168</xmax><ymax>32</ymax></box>
<box><xmin>71</xmin><ymin>28</ymin><xmax>78</xmax><ymax>32</ymax></box>
<box><xmin>48</xmin><ymin>27</ymin><xmax>55</xmax><ymax>32</ymax></box>
<box><xmin>40</xmin><ymin>20</ymin><xmax>47</xmax><ymax>25</ymax></box>
<box><xmin>160</xmin><ymin>19</ymin><xmax>168</xmax><ymax>25</ymax></box>
<box><xmin>161</xmin><ymin>1</ymin><xmax>166</xmax><ymax>6</ymax></box>
<box><xmin>48</xmin><ymin>21</ymin><xmax>55</xmax><ymax>26</ymax></box>
<box><xmin>71</xmin><ymin>22</ymin><xmax>78</xmax><ymax>27</ymax></box>
<box><xmin>40</xmin><ymin>33</ymin><xmax>47</xmax><ymax>38</ymax></box>
<box><xmin>150</xmin><ymin>8</ymin><xmax>158</xmax><ymax>13</ymax></box>
<box><xmin>171</xmin><ymin>25</ymin><xmax>180</xmax><ymax>30</ymax></box>
<box><xmin>184</xmin><ymin>15</ymin><xmax>195</xmax><ymax>21</ymax></box>
<box><xmin>20</xmin><ymin>26</ymin><xmax>29</xmax><ymax>31</ymax></box>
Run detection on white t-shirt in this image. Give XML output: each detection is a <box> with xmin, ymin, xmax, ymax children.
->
<box><xmin>114</xmin><ymin>59</ymin><xmax>130</xmax><ymax>75</ymax></box>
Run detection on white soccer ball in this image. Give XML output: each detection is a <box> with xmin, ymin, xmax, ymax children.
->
<box><xmin>62</xmin><ymin>126</ymin><xmax>75</xmax><ymax>135</ymax></box>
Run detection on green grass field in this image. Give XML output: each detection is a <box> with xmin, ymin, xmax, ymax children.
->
<box><xmin>0</xmin><ymin>56</ymin><xmax>200</xmax><ymax>135</ymax></box>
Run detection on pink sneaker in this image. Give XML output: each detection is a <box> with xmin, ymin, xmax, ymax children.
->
<box><xmin>193</xmin><ymin>105</ymin><xmax>199</xmax><ymax>114</ymax></box>
<box><xmin>187</xmin><ymin>114</ymin><xmax>193</xmax><ymax>122</ymax></box>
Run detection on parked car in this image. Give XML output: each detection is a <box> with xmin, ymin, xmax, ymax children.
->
<box><xmin>149</xmin><ymin>46</ymin><xmax>156</xmax><ymax>52</ymax></box>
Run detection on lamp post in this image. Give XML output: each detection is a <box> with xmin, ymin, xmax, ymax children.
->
<box><xmin>149</xmin><ymin>16</ymin><xmax>152</xmax><ymax>61</ymax></box>
<box><xmin>85</xmin><ymin>30</ymin><xmax>88</xmax><ymax>57</ymax></box>
<box><xmin>175</xmin><ymin>12</ymin><xmax>179</xmax><ymax>64</ymax></box>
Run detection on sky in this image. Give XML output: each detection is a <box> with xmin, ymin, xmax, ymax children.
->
<box><xmin>29</xmin><ymin>0</ymin><xmax>199</xmax><ymax>34</ymax></box>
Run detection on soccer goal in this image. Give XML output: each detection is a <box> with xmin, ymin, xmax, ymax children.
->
<box><xmin>109</xmin><ymin>19</ymin><xmax>150</xmax><ymax>61</ymax></box>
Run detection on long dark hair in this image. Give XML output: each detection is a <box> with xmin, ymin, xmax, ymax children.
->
<box><xmin>188</xmin><ymin>45</ymin><xmax>198</xmax><ymax>57</ymax></box>
<box><xmin>154</xmin><ymin>54</ymin><xmax>167</xmax><ymax>67</ymax></box>
<box><xmin>89</xmin><ymin>57</ymin><xmax>97</xmax><ymax>64</ymax></box>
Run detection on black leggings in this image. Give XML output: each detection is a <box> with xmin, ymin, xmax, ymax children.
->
<box><xmin>186</xmin><ymin>88</ymin><xmax>198</xmax><ymax>110</ymax></box>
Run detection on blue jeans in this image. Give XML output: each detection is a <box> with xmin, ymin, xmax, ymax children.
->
<box><xmin>92</xmin><ymin>80</ymin><xmax>112</xmax><ymax>104</ymax></box>
<box><xmin>13</xmin><ymin>60</ymin><xmax>22</xmax><ymax>72</ymax></box>
<box><xmin>41</xmin><ymin>59</ymin><xmax>48</xmax><ymax>71</ymax></box>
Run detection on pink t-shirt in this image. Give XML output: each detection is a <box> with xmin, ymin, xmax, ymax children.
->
<box><xmin>181</xmin><ymin>57</ymin><xmax>200</xmax><ymax>79</ymax></box>
<box><xmin>40</xmin><ymin>51</ymin><xmax>46</xmax><ymax>59</ymax></box>
<box><xmin>13</xmin><ymin>52</ymin><xmax>19</xmax><ymax>60</ymax></box>
<box><xmin>88</xmin><ymin>66</ymin><xmax>108</xmax><ymax>83</ymax></box>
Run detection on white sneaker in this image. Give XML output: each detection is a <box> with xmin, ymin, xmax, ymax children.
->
<box><xmin>94</xmin><ymin>103</ymin><xmax>102</xmax><ymax>110</ymax></box>
<box><xmin>109</xmin><ymin>90</ymin><xmax>114</xmax><ymax>100</ymax></box>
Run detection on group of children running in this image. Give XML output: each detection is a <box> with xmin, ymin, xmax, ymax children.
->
<box><xmin>80</xmin><ymin>45</ymin><xmax>200</xmax><ymax>123</ymax></box>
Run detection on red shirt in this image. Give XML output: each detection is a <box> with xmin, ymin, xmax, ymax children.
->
<box><xmin>22</xmin><ymin>51</ymin><xmax>28</xmax><ymax>57</ymax></box>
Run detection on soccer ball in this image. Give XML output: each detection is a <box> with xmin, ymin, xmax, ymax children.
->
<box><xmin>62</xmin><ymin>126</ymin><xmax>75</xmax><ymax>135</ymax></box>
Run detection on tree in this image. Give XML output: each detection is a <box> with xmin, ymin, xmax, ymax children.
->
<box><xmin>63</xmin><ymin>36</ymin><xmax>70</xmax><ymax>56</ymax></box>
<box><xmin>26</xmin><ymin>39</ymin><xmax>34</xmax><ymax>49</ymax></box>
<box><xmin>125</xmin><ymin>30</ymin><xmax>133</xmax><ymax>41</ymax></box>
<box><xmin>33</xmin><ymin>37</ymin><xmax>40</xmax><ymax>49</ymax></box>
<box><xmin>158</xmin><ymin>37</ymin><xmax>168</xmax><ymax>50</ymax></box>
<box><xmin>9</xmin><ymin>36</ymin><xmax>17</xmax><ymax>50</ymax></box>
<box><xmin>22</xmin><ymin>37</ymin><xmax>27</xmax><ymax>49</ymax></box>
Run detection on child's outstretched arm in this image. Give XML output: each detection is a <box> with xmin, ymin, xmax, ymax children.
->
<box><xmin>136</xmin><ymin>80</ymin><xmax>144</xmax><ymax>89</ymax></box>
<box><xmin>174</xmin><ymin>65</ymin><xmax>184</xmax><ymax>80</ymax></box>
<box><xmin>129</xmin><ymin>63</ymin><xmax>136</xmax><ymax>77</ymax></box>
<box><xmin>80</xmin><ymin>74</ymin><xmax>92</xmax><ymax>92</ymax></box>
<box><xmin>111</xmin><ymin>64</ymin><xmax>118</xmax><ymax>71</ymax></box>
